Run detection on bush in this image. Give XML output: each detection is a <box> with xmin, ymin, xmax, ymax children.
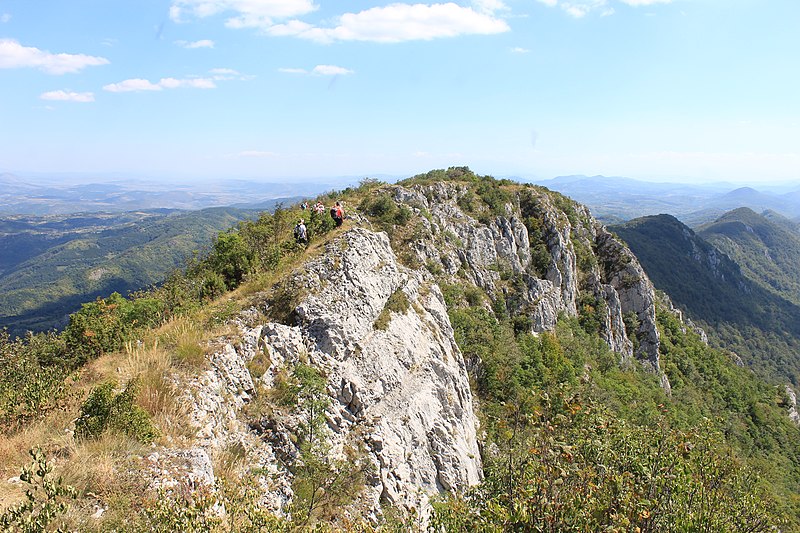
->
<box><xmin>0</xmin><ymin>330</ymin><xmax>70</xmax><ymax>430</ymax></box>
<box><xmin>0</xmin><ymin>448</ymin><xmax>77</xmax><ymax>532</ymax></box>
<box><xmin>74</xmin><ymin>379</ymin><xmax>158</xmax><ymax>443</ymax></box>
<box><xmin>359</xmin><ymin>193</ymin><xmax>413</xmax><ymax>230</ymax></box>
<box><xmin>62</xmin><ymin>293</ymin><xmax>129</xmax><ymax>366</ymax></box>
<box><xmin>204</xmin><ymin>232</ymin><xmax>254</xmax><ymax>289</ymax></box>
<box><xmin>432</xmin><ymin>392</ymin><xmax>780</xmax><ymax>532</ymax></box>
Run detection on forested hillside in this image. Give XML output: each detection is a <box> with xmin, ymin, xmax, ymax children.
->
<box><xmin>0</xmin><ymin>206</ymin><xmax>263</xmax><ymax>337</ymax></box>
<box><xmin>698</xmin><ymin>207</ymin><xmax>800</xmax><ymax>306</ymax></box>
<box><xmin>2</xmin><ymin>170</ymin><xmax>799</xmax><ymax>531</ymax></box>
<box><xmin>611</xmin><ymin>213</ymin><xmax>800</xmax><ymax>385</ymax></box>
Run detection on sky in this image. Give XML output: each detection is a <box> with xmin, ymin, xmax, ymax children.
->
<box><xmin>1</xmin><ymin>0</ymin><xmax>799</xmax><ymax>185</ymax></box>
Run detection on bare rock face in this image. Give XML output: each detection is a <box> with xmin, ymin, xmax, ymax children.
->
<box><xmin>786</xmin><ymin>385</ymin><xmax>800</xmax><ymax>426</ymax></box>
<box><xmin>390</xmin><ymin>182</ymin><xmax>669</xmax><ymax>390</ymax></box>
<box><xmin>291</xmin><ymin>228</ymin><xmax>482</xmax><ymax>517</ymax></box>
<box><xmin>177</xmin><ymin>228</ymin><xmax>482</xmax><ymax>523</ymax></box>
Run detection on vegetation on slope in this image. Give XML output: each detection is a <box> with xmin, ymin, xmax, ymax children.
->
<box><xmin>611</xmin><ymin>213</ymin><xmax>800</xmax><ymax>385</ymax></box>
<box><xmin>698</xmin><ymin>207</ymin><xmax>800</xmax><ymax>306</ymax></box>
<box><xmin>0</xmin><ymin>207</ymin><xmax>264</xmax><ymax>337</ymax></box>
<box><xmin>2</xmin><ymin>169</ymin><xmax>799</xmax><ymax>531</ymax></box>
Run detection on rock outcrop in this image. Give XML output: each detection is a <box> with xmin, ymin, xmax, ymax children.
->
<box><xmin>161</xmin><ymin>179</ymin><xmax>677</xmax><ymax>521</ymax></box>
<box><xmin>177</xmin><ymin>227</ymin><xmax>482</xmax><ymax>523</ymax></box>
<box><xmin>390</xmin><ymin>181</ymin><xmax>669</xmax><ymax>389</ymax></box>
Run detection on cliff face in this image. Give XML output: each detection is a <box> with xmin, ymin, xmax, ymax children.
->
<box><xmin>177</xmin><ymin>227</ymin><xmax>481</xmax><ymax>523</ymax></box>
<box><xmin>162</xmin><ymin>180</ymin><xmax>672</xmax><ymax>521</ymax></box>
<box><xmin>391</xmin><ymin>182</ymin><xmax>667</xmax><ymax>388</ymax></box>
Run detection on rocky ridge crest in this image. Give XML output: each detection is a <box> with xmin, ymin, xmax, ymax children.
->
<box><xmin>156</xmin><ymin>179</ymin><xmax>678</xmax><ymax>520</ymax></box>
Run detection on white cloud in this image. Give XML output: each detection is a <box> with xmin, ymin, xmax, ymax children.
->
<box><xmin>267</xmin><ymin>3</ymin><xmax>510</xmax><ymax>43</ymax></box>
<box><xmin>103</xmin><ymin>78</ymin><xmax>162</xmax><ymax>92</ymax></box>
<box><xmin>562</xmin><ymin>1</ymin><xmax>609</xmax><ymax>18</ymax></box>
<box><xmin>210</xmin><ymin>67</ymin><xmax>238</xmax><ymax>75</ymax></box>
<box><xmin>209</xmin><ymin>67</ymin><xmax>253</xmax><ymax>80</ymax></box>
<box><xmin>176</xmin><ymin>39</ymin><xmax>215</xmax><ymax>48</ymax></box>
<box><xmin>1</xmin><ymin>13</ymin><xmax>11</xmax><ymax>23</ymax></box>
<box><xmin>536</xmin><ymin>0</ymin><xmax>558</xmax><ymax>6</ymax></box>
<box><xmin>0</xmin><ymin>38</ymin><xmax>109</xmax><ymax>74</ymax></box>
<box><xmin>103</xmin><ymin>76</ymin><xmax>216</xmax><ymax>92</ymax></box>
<box><xmin>170</xmin><ymin>0</ymin><xmax>317</xmax><ymax>27</ymax></box>
<box><xmin>278</xmin><ymin>67</ymin><xmax>308</xmax><ymax>74</ymax></box>
<box><xmin>311</xmin><ymin>64</ymin><xmax>353</xmax><ymax>76</ymax></box>
<box><xmin>40</xmin><ymin>90</ymin><xmax>95</xmax><ymax>103</ymax></box>
<box><xmin>511</xmin><ymin>46</ymin><xmax>530</xmax><ymax>53</ymax></box>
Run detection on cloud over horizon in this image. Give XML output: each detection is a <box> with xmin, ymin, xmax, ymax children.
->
<box><xmin>268</xmin><ymin>3</ymin><xmax>509</xmax><ymax>43</ymax></box>
<box><xmin>0</xmin><ymin>39</ymin><xmax>109</xmax><ymax>74</ymax></box>
<box><xmin>40</xmin><ymin>90</ymin><xmax>95</xmax><ymax>102</ymax></box>
<box><xmin>103</xmin><ymin>76</ymin><xmax>216</xmax><ymax>92</ymax></box>
<box><xmin>279</xmin><ymin>64</ymin><xmax>354</xmax><ymax>75</ymax></box>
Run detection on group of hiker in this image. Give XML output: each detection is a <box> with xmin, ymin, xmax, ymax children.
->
<box><xmin>293</xmin><ymin>200</ymin><xmax>345</xmax><ymax>245</ymax></box>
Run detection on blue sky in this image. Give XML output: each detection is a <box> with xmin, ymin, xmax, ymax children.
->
<box><xmin>1</xmin><ymin>0</ymin><xmax>798</xmax><ymax>185</ymax></box>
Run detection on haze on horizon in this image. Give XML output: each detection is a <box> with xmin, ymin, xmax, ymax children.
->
<box><xmin>1</xmin><ymin>0</ymin><xmax>798</xmax><ymax>186</ymax></box>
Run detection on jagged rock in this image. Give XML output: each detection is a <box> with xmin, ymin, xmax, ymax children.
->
<box><xmin>390</xmin><ymin>182</ymin><xmax>670</xmax><ymax>390</ymax></box>
<box><xmin>168</xmin><ymin>228</ymin><xmax>481</xmax><ymax>524</ymax></box>
<box><xmin>145</xmin><ymin>447</ymin><xmax>215</xmax><ymax>491</ymax></box>
<box><xmin>786</xmin><ymin>385</ymin><xmax>800</xmax><ymax>426</ymax></box>
<box><xmin>161</xmin><ymin>180</ymin><xmax>689</xmax><ymax>521</ymax></box>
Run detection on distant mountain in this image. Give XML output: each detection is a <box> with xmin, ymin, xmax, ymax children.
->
<box><xmin>611</xmin><ymin>213</ymin><xmax>800</xmax><ymax>384</ymax></box>
<box><xmin>697</xmin><ymin>207</ymin><xmax>800</xmax><ymax>306</ymax></box>
<box><xmin>533</xmin><ymin>174</ymin><xmax>800</xmax><ymax>224</ymax></box>
<box><xmin>0</xmin><ymin>173</ymin><xmax>334</xmax><ymax>215</ymax></box>
<box><xmin>0</xmin><ymin>205</ymin><xmax>268</xmax><ymax>336</ymax></box>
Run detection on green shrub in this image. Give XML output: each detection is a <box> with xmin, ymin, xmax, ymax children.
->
<box><xmin>199</xmin><ymin>271</ymin><xmax>227</xmax><ymax>301</ymax></box>
<box><xmin>74</xmin><ymin>379</ymin><xmax>158</xmax><ymax>443</ymax></box>
<box><xmin>432</xmin><ymin>392</ymin><xmax>780</xmax><ymax>532</ymax></box>
<box><xmin>359</xmin><ymin>193</ymin><xmax>413</xmax><ymax>231</ymax></box>
<box><xmin>0</xmin><ymin>448</ymin><xmax>77</xmax><ymax>532</ymax></box>
<box><xmin>62</xmin><ymin>293</ymin><xmax>129</xmax><ymax>366</ymax></box>
<box><xmin>204</xmin><ymin>232</ymin><xmax>254</xmax><ymax>289</ymax></box>
<box><xmin>0</xmin><ymin>331</ymin><xmax>70</xmax><ymax>430</ymax></box>
<box><xmin>374</xmin><ymin>289</ymin><xmax>410</xmax><ymax>331</ymax></box>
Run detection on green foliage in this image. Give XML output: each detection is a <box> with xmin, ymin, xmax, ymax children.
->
<box><xmin>577</xmin><ymin>293</ymin><xmax>607</xmax><ymax>335</ymax></box>
<box><xmin>141</xmin><ymin>485</ymin><xmax>223</xmax><ymax>533</ymax></box>
<box><xmin>432</xmin><ymin>391</ymin><xmax>780</xmax><ymax>532</ymax></box>
<box><xmin>62</xmin><ymin>293</ymin><xmax>128</xmax><ymax>365</ymax></box>
<box><xmin>74</xmin><ymin>379</ymin><xmax>159</xmax><ymax>443</ymax></box>
<box><xmin>401</xmin><ymin>166</ymin><xmax>478</xmax><ymax>186</ymax></box>
<box><xmin>0</xmin><ymin>330</ymin><xmax>70</xmax><ymax>430</ymax></box>
<box><xmin>475</xmin><ymin>176</ymin><xmax>512</xmax><ymax>217</ymax></box>
<box><xmin>612</xmin><ymin>214</ymin><xmax>800</xmax><ymax>385</ymax></box>
<box><xmin>359</xmin><ymin>193</ymin><xmax>413</xmax><ymax>232</ymax></box>
<box><xmin>204</xmin><ymin>231</ymin><xmax>254</xmax><ymax>289</ymax></box>
<box><xmin>0</xmin><ymin>448</ymin><xmax>77</xmax><ymax>533</ymax></box>
<box><xmin>374</xmin><ymin>289</ymin><xmax>411</xmax><ymax>331</ymax></box>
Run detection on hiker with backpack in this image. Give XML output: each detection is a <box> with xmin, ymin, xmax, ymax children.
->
<box><xmin>330</xmin><ymin>201</ymin><xmax>344</xmax><ymax>227</ymax></box>
<box><xmin>294</xmin><ymin>219</ymin><xmax>308</xmax><ymax>245</ymax></box>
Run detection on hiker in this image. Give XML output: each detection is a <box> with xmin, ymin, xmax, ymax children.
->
<box><xmin>330</xmin><ymin>201</ymin><xmax>344</xmax><ymax>227</ymax></box>
<box><xmin>314</xmin><ymin>201</ymin><xmax>325</xmax><ymax>214</ymax></box>
<box><xmin>294</xmin><ymin>219</ymin><xmax>308</xmax><ymax>245</ymax></box>
<box><xmin>300</xmin><ymin>201</ymin><xmax>308</xmax><ymax>210</ymax></box>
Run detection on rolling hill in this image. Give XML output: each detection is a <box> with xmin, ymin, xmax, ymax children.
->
<box><xmin>611</xmin><ymin>213</ymin><xmax>800</xmax><ymax>384</ymax></box>
<box><xmin>0</xmin><ymin>206</ymin><xmax>264</xmax><ymax>336</ymax></box>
